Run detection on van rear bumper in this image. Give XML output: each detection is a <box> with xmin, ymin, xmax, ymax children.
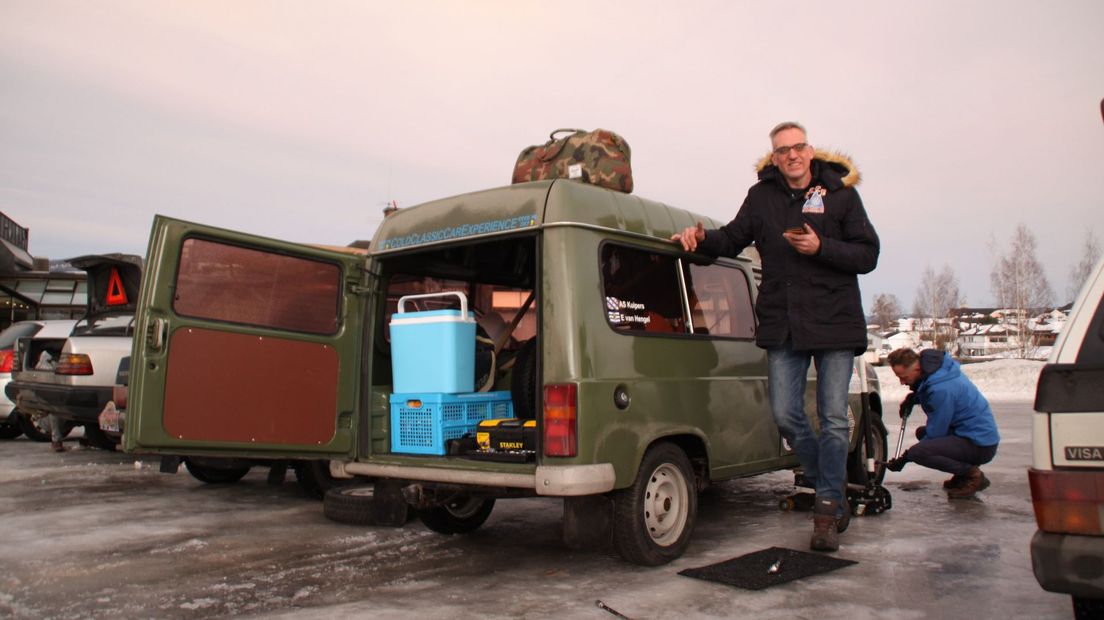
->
<box><xmin>1031</xmin><ymin>530</ymin><xmax>1104</xmax><ymax>598</ymax></box>
<box><xmin>331</xmin><ymin>461</ymin><xmax>616</xmax><ymax>496</ymax></box>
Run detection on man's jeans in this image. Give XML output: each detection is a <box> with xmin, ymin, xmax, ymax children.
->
<box><xmin>768</xmin><ymin>342</ymin><xmax>854</xmax><ymax>506</ymax></box>
<box><xmin>906</xmin><ymin>436</ymin><xmax>997</xmax><ymax>476</ymax></box>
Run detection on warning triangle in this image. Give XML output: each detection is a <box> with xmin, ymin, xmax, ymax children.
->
<box><xmin>105</xmin><ymin>268</ymin><xmax>128</xmax><ymax>306</ymax></box>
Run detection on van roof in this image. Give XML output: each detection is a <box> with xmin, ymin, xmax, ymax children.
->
<box><xmin>371</xmin><ymin>180</ymin><xmax>753</xmax><ymax>261</ymax></box>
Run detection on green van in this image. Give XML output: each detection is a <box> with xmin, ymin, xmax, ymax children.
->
<box><xmin>125</xmin><ymin>179</ymin><xmax>884</xmax><ymax>565</ymax></box>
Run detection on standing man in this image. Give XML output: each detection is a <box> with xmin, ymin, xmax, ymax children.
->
<box><xmin>672</xmin><ymin>122</ymin><xmax>879</xmax><ymax>552</ymax></box>
<box><xmin>884</xmin><ymin>348</ymin><xmax>1000</xmax><ymax>498</ymax></box>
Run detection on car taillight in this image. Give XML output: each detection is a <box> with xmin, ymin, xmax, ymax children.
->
<box><xmin>112</xmin><ymin>384</ymin><xmax>128</xmax><ymax>410</ymax></box>
<box><xmin>56</xmin><ymin>354</ymin><xmax>93</xmax><ymax>376</ymax></box>
<box><xmin>543</xmin><ymin>383</ymin><xmax>577</xmax><ymax>457</ymax></box>
<box><xmin>1029</xmin><ymin>468</ymin><xmax>1104</xmax><ymax>535</ymax></box>
<box><xmin>0</xmin><ymin>349</ymin><xmax>12</xmax><ymax>373</ymax></box>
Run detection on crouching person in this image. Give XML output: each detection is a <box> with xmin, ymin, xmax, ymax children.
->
<box><xmin>885</xmin><ymin>348</ymin><xmax>1000</xmax><ymax>499</ymax></box>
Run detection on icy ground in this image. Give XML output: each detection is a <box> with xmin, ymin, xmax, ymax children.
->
<box><xmin>0</xmin><ymin>360</ymin><xmax>1067</xmax><ymax>619</ymax></box>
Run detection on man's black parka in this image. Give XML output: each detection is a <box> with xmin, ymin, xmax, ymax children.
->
<box><xmin>698</xmin><ymin>150</ymin><xmax>879</xmax><ymax>353</ymax></box>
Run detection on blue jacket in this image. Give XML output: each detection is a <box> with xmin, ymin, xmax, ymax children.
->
<box><xmin>913</xmin><ymin>351</ymin><xmax>1000</xmax><ymax>447</ymax></box>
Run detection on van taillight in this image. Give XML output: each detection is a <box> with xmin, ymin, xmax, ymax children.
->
<box><xmin>543</xmin><ymin>383</ymin><xmax>577</xmax><ymax>457</ymax></box>
<box><xmin>1029</xmin><ymin>468</ymin><xmax>1104</xmax><ymax>535</ymax></box>
<box><xmin>56</xmin><ymin>354</ymin><xmax>93</xmax><ymax>376</ymax></box>
<box><xmin>0</xmin><ymin>350</ymin><xmax>12</xmax><ymax>373</ymax></box>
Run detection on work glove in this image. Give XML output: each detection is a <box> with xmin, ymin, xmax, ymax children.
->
<box><xmin>915</xmin><ymin>425</ymin><xmax>927</xmax><ymax>441</ymax></box>
<box><xmin>899</xmin><ymin>392</ymin><xmax>917</xmax><ymax>419</ymax></box>
<box><xmin>885</xmin><ymin>457</ymin><xmax>908</xmax><ymax>472</ymax></box>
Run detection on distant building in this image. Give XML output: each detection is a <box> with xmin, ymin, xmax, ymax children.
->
<box><xmin>0</xmin><ymin>212</ymin><xmax>87</xmax><ymax>330</ymax></box>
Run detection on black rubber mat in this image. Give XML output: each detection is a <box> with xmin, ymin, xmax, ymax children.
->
<box><xmin>678</xmin><ymin>546</ymin><xmax>857</xmax><ymax>590</ymax></box>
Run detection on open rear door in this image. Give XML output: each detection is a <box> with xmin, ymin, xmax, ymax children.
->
<box><xmin>125</xmin><ymin>215</ymin><xmax>369</xmax><ymax>459</ymax></box>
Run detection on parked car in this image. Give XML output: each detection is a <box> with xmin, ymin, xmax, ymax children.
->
<box><xmin>6</xmin><ymin>254</ymin><xmax>142</xmax><ymax>449</ymax></box>
<box><xmin>1031</xmin><ymin>254</ymin><xmax>1104</xmax><ymax>618</ymax></box>
<box><xmin>123</xmin><ymin>180</ymin><xmax>885</xmax><ymax>565</ymax></box>
<box><xmin>0</xmin><ymin>319</ymin><xmax>78</xmax><ymax>440</ymax></box>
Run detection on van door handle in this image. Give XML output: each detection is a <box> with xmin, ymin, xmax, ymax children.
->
<box><xmin>146</xmin><ymin>318</ymin><xmax>166</xmax><ymax>351</ymax></box>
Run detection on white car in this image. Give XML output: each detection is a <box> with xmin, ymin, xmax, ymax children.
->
<box><xmin>1031</xmin><ymin>254</ymin><xmax>1104</xmax><ymax>618</ymax></box>
<box><xmin>5</xmin><ymin>254</ymin><xmax>141</xmax><ymax>448</ymax></box>
<box><xmin>0</xmin><ymin>319</ymin><xmax>77</xmax><ymax>440</ymax></box>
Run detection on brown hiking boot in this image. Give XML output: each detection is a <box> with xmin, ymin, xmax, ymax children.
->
<box><xmin>810</xmin><ymin>498</ymin><xmax>840</xmax><ymax>552</ymax></box>
<box><xmin>943</xmin><ymin>473</ymin><xmax>966</xmax><ymax>489</ymax></box>
<box><xmin>947</xmin><ymin>467</ymin><xmax>990</xmax><ymax>499</ymax></box>
<box><xmin>51</xmin><ymin>441</ymin><xmax>67</xmax><ymax>452</ymax></box>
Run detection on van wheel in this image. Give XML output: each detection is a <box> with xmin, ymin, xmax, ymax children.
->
<box><xmin>294</xmin><ymin>460</ymin><xmax>353</xmax><ymax>500</ymax></box>
<box><xmin>183</xmin><ymin>458</ymin><xmax>251</xmax><ymax>484</ymax></box>
<box><xmin>0</xmin><ymin>421</ymin><xmax>21</xmax><ymax>439</ymax></box>
<box><xmin>511</xmin><ymin>338</ymin><xmax>537</xmax><ymax>420</ymax></box>
<box><xmin>418</xmin><ymin>496</ymin><xmax>495</xmax><ymax>534</ymax></box>
<box><xmin>612</xmin><ymin>443</ymin><xmax>697</xmax><ymax>566</ymax></box>
<box><xmin>848</xmin><ymin>414</ymin><xmax>888</xmax><ymax>486</ymax></box>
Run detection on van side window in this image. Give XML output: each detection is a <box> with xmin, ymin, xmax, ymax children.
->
<box><xmin>600</xmin><ymin>245</ymin><xmax>685</xmax><ymax>333</ymax></box>
<box><xmin>683</xmin><ymin>262</ymin><xmax>755</xmax><ymax>339</ymax></box>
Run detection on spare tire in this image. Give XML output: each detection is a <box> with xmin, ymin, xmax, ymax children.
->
<box><xmin>323</xmin><ymin>485</ymin><xmax>378</xmax><ymax>525</ymax></box>
<box><xmin>510</xmin><ymin>337</ymin><xmax>538</xmax><ymax>420</ymax></box>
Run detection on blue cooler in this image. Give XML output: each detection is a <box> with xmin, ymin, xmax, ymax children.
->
<box><xmin>390</xmin><ymin>292</ymin><xmax>476</xmax><ymax>393</ymax></box>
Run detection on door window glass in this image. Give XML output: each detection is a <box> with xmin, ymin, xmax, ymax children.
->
<box><xmin>683</xmin><ymin>262</ymin><xmax>755</xmax><ymax>338</ymax></box>
<box><xmin>600</xmin><ymin>245</ymin><xmax>686</xmax><ymax>334</ymax></box>
<box><xmin>174</xmin><ymin>238</ymin><xmax>341</xmax><ymax>334</ymax></box>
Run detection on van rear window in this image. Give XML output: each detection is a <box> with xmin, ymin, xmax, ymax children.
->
<box><xmin>173</xmin><ymin>238</ymin><xmax>341</xmax><ymax>335</ymax></box>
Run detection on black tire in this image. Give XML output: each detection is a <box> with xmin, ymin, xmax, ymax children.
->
<box><xmin>14</xmin><ymin>411</ymin><xmax>73</xmax><ymax>443</ymax></box>
<box><xmin>183</xmin><ymin>458</ymin><xmax>251</xmax><ymax>484</ymax></box>
<box><xmin>418</xmin><ymin>495</ymin><xmax>495</xmax><ymax>535</ymax></box>
<box><xmin>0</xmin><ymin>421</ymin><xmax>22</xmax><ymax>439</ymax></box>
<box><xmin>81</xmin><ymin>424</ymin><xmax>120</xmax><ymax>450</ymax></box>
<box><xmin>511</xmin><ymin>337</ymin><xmax>538</xmax><ymax>420</ymax></box>
<box><xmin>294</xmin><ymin>460</ymin><xmax>353</xmax><ymax>500</ymax></box>
<box><xmin>323</xmin><ymin>485</ymin><xmax>380</xmax><ymax>526</ymax></box>
<box><xmin>1073</xmin><ymin>595</ymin><xmax>1104</xmax><ymax>620</ymax></box>
<box><xmin>848</xmin><ymin>410</ymin><xmax>888</xmax><ymax>486</ymax></box>
<box><xmin>612</xmin><ymin>443</ymin><xmax>697</xmax><ymax>566</ymax></box>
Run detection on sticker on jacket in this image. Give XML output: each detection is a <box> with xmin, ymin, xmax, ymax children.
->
<box><xmin>803</xmin><ymin>186</ymin><xmax>826</xmax><ymax>213</ymax></box>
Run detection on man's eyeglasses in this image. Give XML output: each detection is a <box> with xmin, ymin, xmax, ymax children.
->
<box><xmin>772</xmin><ymin>142</ymin><xmax>809</xmax><ymax>156</ymax></box>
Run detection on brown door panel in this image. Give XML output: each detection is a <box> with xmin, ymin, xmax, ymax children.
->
<box><xmin>163</xmin><ymin>328</ymin><xmax>338</xmax><ymax>445</ymax></box>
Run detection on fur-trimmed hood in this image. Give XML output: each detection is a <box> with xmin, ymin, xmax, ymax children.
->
<box><xmin>754</xmin><ymin>148</ymin><xmax>861</xmax><ymax>188</ymax></box>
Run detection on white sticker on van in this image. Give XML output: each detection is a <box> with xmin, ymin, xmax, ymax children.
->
<box><xmin>606</xmin><ymin>296</ymin><xmax>651</xmax><ymax>326</ymax></box>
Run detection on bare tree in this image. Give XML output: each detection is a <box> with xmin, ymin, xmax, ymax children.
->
<box><xmin>913</xmin><ymin>264</ymin><xmax>962</xmax><ymax>350</ymax></box>
<box><xmin>869</xmin><ymin>293</ymin><xmax>902</xmax><ymax>333</ymax></box>
<box><xmin>991</xmin><ymin>223</ymin><xmax>1054</xmax><ymax>358</ymax></box>
<box><xmin>1068</xmin><ymin>229</ymin><xmax>1101</xmax><ymax>302</ymax></box>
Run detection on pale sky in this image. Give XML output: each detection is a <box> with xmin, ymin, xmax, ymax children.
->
<box><xmin>2</xmin><ymin>1</ymin><xmax>1102</xmax><ymax>311</ymax></box>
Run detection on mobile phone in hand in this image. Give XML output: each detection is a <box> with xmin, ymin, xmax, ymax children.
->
<box><xmin>785</xmin><ymin>225</ymin><xmax>806</xmax><ymax>235</ymax></box>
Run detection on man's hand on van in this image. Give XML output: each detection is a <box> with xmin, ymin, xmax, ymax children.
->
<box><xmin>672</xmin><ymin>222</ymin><xmax>706</xmax><ymax>252</ymax></box>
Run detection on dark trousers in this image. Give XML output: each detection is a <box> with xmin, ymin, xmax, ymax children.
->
<box><xmin>905</xmin><ymin>436</ymin><xmax>997</xmax><ymax>477</ymax></box>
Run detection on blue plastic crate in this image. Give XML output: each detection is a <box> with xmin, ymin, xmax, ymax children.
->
<box><xmin>390</xmin><ymin>391</ymin><xmax>514</xmax><ymax>455</ymax></box>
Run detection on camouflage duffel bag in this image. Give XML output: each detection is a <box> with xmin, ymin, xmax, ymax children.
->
<box><xmin>511</xmin><ymin>128</ymin><xmax>633</xmax><ymax>193</ymax></box>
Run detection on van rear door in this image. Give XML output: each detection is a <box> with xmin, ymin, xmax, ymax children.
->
<box><xmin>124</xmin><ymin>216</ymin><xmax>369</xmax><ymax>460</ymax></box>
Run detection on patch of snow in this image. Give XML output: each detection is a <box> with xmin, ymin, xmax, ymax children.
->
<box><xmin>875</xmin><ymin>358</ymin><xmax>1041</xmax><ymax>403</ymax></box>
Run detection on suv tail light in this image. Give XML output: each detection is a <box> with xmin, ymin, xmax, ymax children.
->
<box><xmin>0</xmin><ymin>349</ymin><xmax>12</xmax><ymax>373</ymax></box>
<box><xmin>1029</xmin><ymin>468</ymin><xmax>1104</xmax><ymax>535</ymax></box>
<box><xmin>543</xmin><ymin>383</ymin><xmax>577</xmax><ymax>457</ymax></box>
<box><xmin>56</xmin><ymin>354</ymin><xmax>93</xmax><ymax>376</ymax></box>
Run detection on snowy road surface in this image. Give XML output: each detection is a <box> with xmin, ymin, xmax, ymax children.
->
<box><xmin>0</xmin><ymin>395</ymin><xmax>1072</xmax><ymax>619</ymax></box>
